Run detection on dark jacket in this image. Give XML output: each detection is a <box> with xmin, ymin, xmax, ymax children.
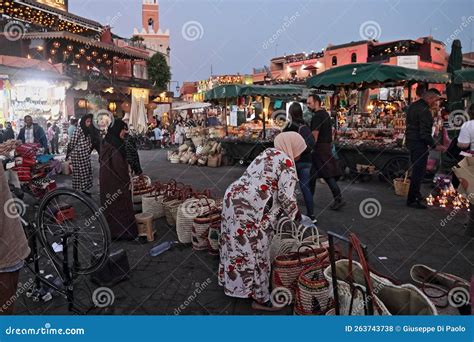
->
<box><xmin>4</xmin><ymin>127</ymin><xmax>15</xmax><ymax>141</ymax></box>
<box><xmin>17</xmin><ymin>123</ymin><xmax>48</xmax><ymax>149</ymax></box>
<box><xmin>405</xmin><ymin>99</ymin><xmax>435</xmax><ymax>149</ymax></box>
<box><xmin>283</xmin><ymin>120</ymin><xmax>315</xmax><ymax>164</ymax></box>
<box><xmin>125</xmin><ymin>135</ymin><xmax>142</xmax><ymax>175</ymax></box>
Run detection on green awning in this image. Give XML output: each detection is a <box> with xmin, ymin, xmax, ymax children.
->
<box><xmin>453</xmin><ymin>69</ymin><xmax>474</xmax><ymax>84</ymax></box>
<box><xmin>205</xmin><ymin>84</ymin><xmax>305</xmax><ymax>100</ymax></box>
<box><xmin>307</xmin><ymin>63</ymin><xmax>451</xmax><ymax>88</ymax></box>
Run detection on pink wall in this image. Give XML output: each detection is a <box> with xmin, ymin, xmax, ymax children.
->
<box><xmin>323</xmin><ymin>43</ymin><xmax>369</xmax><ymax>70</ymax></box>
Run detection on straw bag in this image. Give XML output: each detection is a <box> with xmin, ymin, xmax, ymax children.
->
<box><xmin>294</xmin><ymin>262</ymin><xmax>333</xmax><ymax>315</ymax></box>
<box><xmin>163</xmin><ymin>183</ymin><xmax>188</xmax><ymax>226</ymax></box>
<box><xmin>394</xmin><ymin>172</ymin><xmax>410</xmax><ymax>197</ymax></box>
<box><xmin>180</xmin><ymin>151</ymin><xmax>193</xmax><ymax>164</ymax></box>
<box><xmin>142</xmin><ymin>187</ymin><xmax>165</xmax><ymax>219</ymax></box>
<box><xmin>132</xmin><ymin>175</ymin><xmax>153</xmax><ymax>203</ymax></box>
<box><xmin>192</xmin><ymin>208</ymin><xmax>221</xmax><ymax>250</ymax></box>
<box><xmin>271</xmin><ymin>246</ymin><xmax>328</xmax><ymax>303</ymax></box>
<box><xmin>270</xmin><ymin>217</ymin><xmax>299</xmax><ymax>262</ymax></box>
<box><xmin>207</xmin><ymin>153</ymin><xmax>222</xmax><ymax>168</ymax></box>
<box><xmin>207</xmin><ymin>221</ymin><xmax>221</xmax><ymax>255</ymax></box>
<box><xmin>176</xmin><ymin>196</ymin><xmax>215</xmax><ymax>243</ymax></box>
<box><xmin>324</xmin><ymin>233</ymin><xmax>437</xmax><ymax>315</ymax></box>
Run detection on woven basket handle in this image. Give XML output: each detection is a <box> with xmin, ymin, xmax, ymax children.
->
<box><xmin>296</xmin><ymin>244</ymin><xmax>319</xmax><ymax>264</ymax></box>
<box><xmin>298</xmin><ymin>225</ymin><xmax>320</xmax><ymax>247</ymax></box>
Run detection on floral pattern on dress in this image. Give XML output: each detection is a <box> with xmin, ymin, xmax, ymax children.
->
<box><xmin>218</xmin><ymin>148</ymin><xmax>299</xmax><ymax>302</ymax></box>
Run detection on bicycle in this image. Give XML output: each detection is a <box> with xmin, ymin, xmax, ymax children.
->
<box><xmin>13</xmin><ymin>186</ymin><xmax>111</xmax><ymax>314</ymax></box>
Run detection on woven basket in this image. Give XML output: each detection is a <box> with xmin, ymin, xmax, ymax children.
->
<box><xmin>170</xmin><ymin>154</ymin><xmax>180</xmax><ymax>164</ymax></box>
<box><xmin>176</xmin><ymin>197</ymin><xmax>215</xmax><ymax>243</ymax></box>
<box><xmin>270</xmin><ymin>217</ymin><xmax>299</xmax><ymax>262</ymax></box>
<box><xmin>132</xmin><ymin>175</ymin><xmax>153</xmax><ymax>203</ymax></box>
<box><xmin>163</xmin><ymin>199</ymin><xmax>181</xmax><ymax>226</ymax></box>
<box><xmin>271</xmin><ymin>246</ymin><xmax>328</xmax><ymax>303</ymax></box>
<box><xmin>294</xmin><ymin>264</ymin><xmax>333</xmax><ymax>315</ymax></box>
<box><xmin>142</xmin><ymin>192</ymin><xmax>165</xmax><ymax>219</ymax></box>
<box><xmin>207</xmin><ymin>221</ymin><xmax>221</xmax><ymax>255</ymax></box>
<box><xmin>207</xmin><ymin>154</ymin><xmax>222</xmax><ymax>168</ymax></box>
<box><xmin>394</xmin><ymin>173</ymin><xmax>410</xmax><ymax>197</ymax></box>
<box><xmin>192</xmin><ymin>209</ymin><xmax>221</xmax><ymax>251</ymax></box>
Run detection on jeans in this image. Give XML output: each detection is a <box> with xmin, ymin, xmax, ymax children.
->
<box><xmin>296</xmin><ymin>162</ymin><xmax>314</xmax><ymax>217</ymax></box>
<box><xmin>407</xmin><ymin>146</ymin><xmax>429</xmax><ymax>203</ymax></box>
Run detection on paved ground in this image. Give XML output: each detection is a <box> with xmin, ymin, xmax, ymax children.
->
<box><xmin>14</xmin><ymin>148</ymin><xmax>473</xmax><ymax>315</ymax></box>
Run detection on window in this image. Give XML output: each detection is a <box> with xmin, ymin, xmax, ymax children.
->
<box><xmin>351</xmin><ymin>53</ymin><xmax>357</xmax><ymax>63</ymax></box>
<box><xmin>332</xmin><ymin>56</ymin><xmax>337</xmax><ymax>66</ymax></box>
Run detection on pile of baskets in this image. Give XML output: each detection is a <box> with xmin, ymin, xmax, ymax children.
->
<box><xmin>137</xmin><ymin>177</ymin><xmax>223</xmax><ymax>255</ymax></box>
<box><xmin>167</xmin><ymin>140</ymin><xmax>223</xmax><ymax>168</ymax></box>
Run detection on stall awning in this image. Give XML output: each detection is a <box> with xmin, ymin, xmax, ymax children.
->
<box><xmin>173</xmin><ymin>102</ymin><xmax>212</xmax><ymax>110</ymax></box>
<box><xmin>453</xmin><ymin>69</ymin><xmax>474</xmax><ymax>84</ymax></box>
<box><xmin>0</xmin><ymin>65</ymin><xmax>71</xmax><ymax>82</ymax></box>
<box><xmin>22</xmin><ymin>32</ymin><xmax>150</xmax><ymax>60</ymax></box>
<box><xmin>307</xmin><ymin>63</ymin><xmax>451</xmax><ymax>88</ymax></box>
<box><xmin>205</xmin><ymin>84</ymin><xmax>305</xmax><ymax>100</ymax></box>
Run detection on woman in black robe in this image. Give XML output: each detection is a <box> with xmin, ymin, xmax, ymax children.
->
<box><xmin>100</xmin><ymin>119</ymin><xmax>138</xmax><ymax>240</ymax></box>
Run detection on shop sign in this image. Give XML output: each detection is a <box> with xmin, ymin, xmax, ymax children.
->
<box><xmin>35</xmin><ymin>0</ymin><xmax>68</xmax><ymax>12</ymax></box>
<box><xmin>397</xmin><ymin>55</ymin><xmax>419</xmax><ymax>69</ymax></box>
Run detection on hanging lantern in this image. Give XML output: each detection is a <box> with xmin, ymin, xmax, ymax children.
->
<box><xmin>108</xmin><ymin>102</ymin><xmax>117</xmax><ymax>112</ymax></box>
<box><xmin>67</xmin><ymin>45</ymin><xmax>73</xmax><ymax>51</ymax></box>
<box><xmin>96</xmin><ymin>58</ymin><xmax>103</xmax><ymax>64</ymax></box>
<box><xmin>121</xmin><ymin>101</ymin><xmax>131</xmax><ymax>112</ymax></box>
<box><xmin>106</xmin><ymin>60</ymin><xmax>112</xmax><ymax>65</ymax></box>
<box><xmin>86</xmin><ymin>56</ymin><xmax>92</xmax><ymax>61</ymax></box>
<box><xmin>50</xmin><ymin>48</ymin><xmax>57</xmax><ymax>55</ymax></box>
<box><xmin>79</xmin><ymin>48</ymin><xmax>86</xmax><ymax>55</ymax></box>
<box><xmin>77</xmin><ymin>99</ymin><xmax>87</xmax><ymax>108</ymax></box>
<box><xmin>102</xmin><ymin>53</ymin><xmax>108</xmax><ymax>59</ymax></box>
<box><xmin>91</xmin><ymin>51</ymin><xmax>98</xmax><ymax>57</ymax></box>
<box><xmin>74</xmin><ymin>54</ymin><xmax>81</xmax><ymax>59</ymax></box>
<box><xmin>53</xmin><ymin>41</ymin><xmax>60</xmax><ymax>48</ymax></box>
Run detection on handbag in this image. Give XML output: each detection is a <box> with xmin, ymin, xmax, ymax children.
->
<box><xmin>192</xmin><ymin>208</ymin><xmax>221</xmax><ymax>250</ymax></box>
<box><xmin>271</xmin><ymin>245</ymin><xmax>328</xmax><ymax>302</ymax></box>
<box><xmin>90</xmin><ymin>249</ymin><xmax>130</xmax><ymax>287</ymax></box>
<box><xmin>142</xmin><ymin>186</ymin><xmax>165</xmax><ymax>219</ymax></box>
<box><xmin>294</xmin><ymin>262</ymin><xmax>333</xmax><ymax>315</ymax></box>
<box><xmin>270</xmin><ymin>216</ymin><xmax>299</xmax><ymax>262</ymax></box>
<box><xmin>207</xmin><ymin>220</ymin><xmax>221</xmax><ymax>255</ymax></box>
<box><xmin>323</xmin><ymin>233</ymin><xmax>437</xmax><ymax>315</ymax></box>
<box><xmin>176</xmin><ymin>196</ymin><xmax>215</xmax><ymax>243</ymax></box>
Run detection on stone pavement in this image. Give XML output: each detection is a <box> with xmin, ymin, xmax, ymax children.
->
<box><xmin>14</xmin><ymin>148</ymin><xmax>473</xmax><ymax>315</ymax></box>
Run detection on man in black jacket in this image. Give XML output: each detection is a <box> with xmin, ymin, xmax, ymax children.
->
<box><xmin>405</xmin><ymin>88</ymin><xmax>441</xmax><ymax>209</ymax></box>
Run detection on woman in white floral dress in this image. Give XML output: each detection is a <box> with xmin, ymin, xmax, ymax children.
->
<box><xmin>219</xmin><ymin>132</ymin><xmax>307</xmax><ymax>310</ymax></box>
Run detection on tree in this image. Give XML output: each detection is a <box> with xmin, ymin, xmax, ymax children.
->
<box><xmin>130</xmin><ymin>35</ymin><xmax>145</xmax><ymax>42</ymax></box>
<box><xmin>147</xmin><ymin>52</ymin><xmax>171</xmax><ymax>91</ymax></box>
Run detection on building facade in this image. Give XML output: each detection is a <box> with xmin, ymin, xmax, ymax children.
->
<box><xmin>133</xmin><ymin>0</ymin><xmax>170</xmax><ymax>62</ymax></box>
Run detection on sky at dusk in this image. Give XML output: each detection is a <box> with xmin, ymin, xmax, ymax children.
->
<box><xmin>70</xmin><ymin>0</ymin><xmax>474</xmax><ymax>87</ymax></box>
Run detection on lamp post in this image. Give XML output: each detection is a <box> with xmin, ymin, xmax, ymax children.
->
<box><xmin>168</xmin><ymin>80</ymin><xmax>180</xmax><ymax>96</ymax></box>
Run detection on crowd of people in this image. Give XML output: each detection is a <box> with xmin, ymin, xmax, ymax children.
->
<box><xmin>1</xmin><ymin>88</ymin><xmax>473</xmax><ymax>314</ymax></box>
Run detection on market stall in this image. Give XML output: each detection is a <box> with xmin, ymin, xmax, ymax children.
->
<box><xmin>0</xmin><ymin>65</ymin><xmax>71</xmax><ymax>132</ymax></box>
<box><xmin>204</xmin><ymin>84</ymin><xmax>305</xmax><ymax>164</ymax></box>
<box><xmin>307</xmin><ymin>63</ymin><xmax>450</xmax><ymax>180</ymax></box>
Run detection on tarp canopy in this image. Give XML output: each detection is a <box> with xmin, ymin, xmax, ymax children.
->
<box><xmin>205</xmin><ymin>84</ymin><xmax>305</xmax><ymax>100</ymax></box>
<box><xmin>306</xmin><ymin>63</ymin><xmax>451</xmax><ymax>88</ymax></box>
<box><xmin>453</xmin><ymin>69</ymin><xmax>474</xmax><ymax>84</ymax></box>
<box><xmin>172</xmin><ymin>102</ymin><xmax>212</xmax><ymax>110</ymax></box>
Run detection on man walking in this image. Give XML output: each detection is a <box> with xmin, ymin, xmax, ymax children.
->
<box><xmin>49</xmin><ymin>122</ymin><xmax>60</xmax><ymax>154</ymax></box>
<box><xmin>405</xmin><ymin>88</ymin><xmax>441</xmax><ymax>209</ymax></box>
<box><xmin>307</xmin><ymin>94</ymin><xmax>345</xmax><ymax>210</ymax></box>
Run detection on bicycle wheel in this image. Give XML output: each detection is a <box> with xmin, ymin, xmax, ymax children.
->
<box><xmin>37</xmin><ymin>188</ymin><xmax>111</xmax><ymax>275</ymax></box>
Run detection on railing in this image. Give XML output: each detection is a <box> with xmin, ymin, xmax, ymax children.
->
<box><xmin>64</xmin><ymin>65</ymin><xmax>151</xmax><ymax>88</ymax></box>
